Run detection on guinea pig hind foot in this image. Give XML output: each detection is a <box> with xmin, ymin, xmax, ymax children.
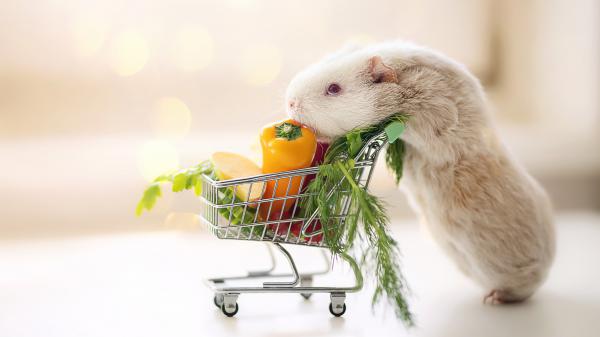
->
<box><xmin>483</xmin><ymin>290</ymin><xmax>505</xmax><ymax>305</ymax></box>
<box><xmin>483</xmin><ymin>289</ymin><xmax>528</xmax><ymax>305</ymax></box>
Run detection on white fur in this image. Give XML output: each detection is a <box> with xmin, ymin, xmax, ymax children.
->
<box><xmin>285</xmin><ymin>41</ymin><xmax>556</xmax><ymax>303</ymax></box>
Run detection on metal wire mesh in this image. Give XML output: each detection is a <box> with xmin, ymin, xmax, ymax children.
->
<box><xmin>199</xmin><ymin>132</ymin><xmax>387</xmax><ymax>248</ymax></box>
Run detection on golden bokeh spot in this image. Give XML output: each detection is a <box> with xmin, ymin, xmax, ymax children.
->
<box><xmin>71</xmin><ymin>17</ymin><xmax>108</xmax><ymax>56</ymax></box>
<box><xmin>137</xmin><ymin>140</ymin><xmax>179</xmax><ymax>182</ymax></box>
<box><xmin>240</xmin><ymin>44</ymin><xmax>283</xmax><ymax>86</ymax></box>
<box><xmin>109</xmin><ymin>31</ymin><xmax>149</xmax><ymax>76</ymax></box>
<box><xmin>155</xmin><ymin>97</ymin><xmax>192</xmax><ymax>139</ymax></box>
<box><xmin>163</xmin><ymin>212</ymin><xmax>201</xmax><ymax>230</ymax></box>
<box><xmin>172</xmin><ymin>26</ymin><xmax>214</xmax><ymax>72</ymax></box>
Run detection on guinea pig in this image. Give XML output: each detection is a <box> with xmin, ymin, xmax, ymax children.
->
<box><xmin>285</xmin><ymin>41</ymin><xmax>555</xmax><ymax>304</ymax></box>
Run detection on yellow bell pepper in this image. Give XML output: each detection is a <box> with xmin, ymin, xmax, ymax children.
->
<box><xmin>259</xmin><ymin>119</ymin><xmax>317</xmax><ymax>220</ymax></box>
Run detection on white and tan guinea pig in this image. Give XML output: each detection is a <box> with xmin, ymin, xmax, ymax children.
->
<box><xmin>285</xmin><ymin>41</ymin><xmax>555</xmax><ymax>304</ymax></box>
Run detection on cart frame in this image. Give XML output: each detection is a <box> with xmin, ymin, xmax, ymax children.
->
<box><xmin>200</xmin><ymin>131</ymin><xmax>388</xmax><ymax>317</ymax></box>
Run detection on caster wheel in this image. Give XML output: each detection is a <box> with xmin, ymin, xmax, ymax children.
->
<box><xmin>213</xmin><ymin>295</ymin><xmax>224</xmax><ymax>308</ymax></box>
<box><xmin>300</xmin><ymin>293</ymin><xmax>313</xmax><ymax>300</ymax></box>
<box><xmin>221</xmin><ymin>302</ymin><xmax>239</xmax><ymax>317</ymax></box>
<box><xmin>329</xmin><ymin>302</ymin><xmax>346</xmax><ymax>317</ymax></box>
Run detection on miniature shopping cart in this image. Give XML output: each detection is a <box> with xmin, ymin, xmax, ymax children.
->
<box><xmin>200</xmin><ymin>131</ymin><xmax>388</xmax><ymax>317</ymax></box>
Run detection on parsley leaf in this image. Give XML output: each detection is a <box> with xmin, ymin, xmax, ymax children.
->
<box><xmin>135</xmin><ymin>183</ymin><xmax>162</xmax><ymax>216</ymax></box>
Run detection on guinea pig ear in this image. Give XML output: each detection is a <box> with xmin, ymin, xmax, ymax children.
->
<box><xmin>368</xmin><ymin>56</ymin><xmax>399</xmax><ymax>84</ymax></box>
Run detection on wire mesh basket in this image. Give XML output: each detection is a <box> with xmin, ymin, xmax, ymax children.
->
<box><xmin>200</xmin><ymin>131</ymin><xmax>388</xmax><ymax>317</ymax></box>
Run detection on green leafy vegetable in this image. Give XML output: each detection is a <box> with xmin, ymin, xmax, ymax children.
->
<box><xmin>384</xmin><ymin>119</ymin><xmax>407</xmax><ymax>184</ymax></box>
<box><xmin>136</xmin><ymin>162</ymin><xmax>212</xmax><ymax>216</ymax></box>
<box><xmin>135</xmin><ymin>114</ymin><xmax>412</xmax><ymax>325</ymax></box>
<box><xmin>135</xmin><ymin>183</ymin><xmax>162</xmax><ymax>216</ymax></box>
<box><xmin>136</xmin><ymin>160</ymin><xmax>264</xmax><ymax>237</ymax></box>
<box><xmin>386</xmin><ymin>137</ymin><xmax>406</xmax><ymax>184</ymax></box>
<box><xmin>303</xmin><ymin>114</ymin><xmax>413</xmax><ymax>326</ymax></box>
<box><xmin>346</xmin><ymin>132</ymin><xmax>363</xmax><ymax>157</ymax></box>
<box><xmin>384</xmin><ymin>120</ymin><xmax>406</xmax><ymax>143</ymax></box>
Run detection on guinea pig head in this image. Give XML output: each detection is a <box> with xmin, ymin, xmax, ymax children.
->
<box><xmin>285</xmin><ymin>44</ymin><xmax>487</xmax><ymax>153</ymax></box>
<box><xmin>285</xmin><ymin>53</ymin><xmax>402</xmax><ymax>141</ymax></box>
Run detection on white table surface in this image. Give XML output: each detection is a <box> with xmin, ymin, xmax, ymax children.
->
<box><xmin>1</xmin><ymin>212</ymin><xmax>599</xmax><ymax>337</ymax></box>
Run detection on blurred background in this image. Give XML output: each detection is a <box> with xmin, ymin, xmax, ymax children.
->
<box><xmin>1</xmin><ymin>0</ymin><xmax>599</xmax><ymax>238</ymax></box>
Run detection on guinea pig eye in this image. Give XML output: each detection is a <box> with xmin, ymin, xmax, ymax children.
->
<box><xmin>325</xmin><ymin>83</ymin><xmax>342</xmax><ymax>96</ymax></box>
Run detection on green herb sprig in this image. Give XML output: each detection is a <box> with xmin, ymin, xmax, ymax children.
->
<box><xmin>135</xmin><ymin>115</ymin><xmax>413</xmax><ymax>324</ymax></box>
<box><xmin>136</xmin><ymin>161</ymin><xmax>263</xmax><ymax>236</ymax></box>
<box><xmin>136</xmin><ymin>161</ymin><xmax>213</xmax><ymax>216</ymax></box>
<box><xmin>303</xmin><ymin>114</ymin><xmax>413</xmax><ymax>326</ymax></box>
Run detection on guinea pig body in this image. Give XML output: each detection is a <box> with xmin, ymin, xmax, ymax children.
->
<box><xmin>286</xmin><ymin>41</ymin><xmax>555</xmax><ymax>304</ymax></box>
<box><xmin>401</xmin><ymin>132</ymin><xmax>555</xmax><ymax>303</ymax></box>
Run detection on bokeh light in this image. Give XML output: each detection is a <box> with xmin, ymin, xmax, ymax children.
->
<box><xmin>109</xmin><ymin>31</ymin><xmax>149</xmax><ymax>76</ymax></box>
<box><xmin>163</xmin><ymin>212</ymin><xmax>201</xmax><ymax>230</ymax></box>
<box><xmin>137</xmin><ymin>140</ymin><xmax>180</xmax><ymax>182</ymax></box>
<box><xmin>154</xmin><ymin>97</ymin><xmax>192</xmax><ymax>139</ymax></box>
<box><xmin>172</xmin><ymin>26</ymin><xmax>214</xmax><ymax>72</ymax></box>
<box><xmin>71</xmin><ymin>16</ymin><xmax>108</xmax><ymax>56</ymax></box>
<box><xmin>239</xmin><ymin>44</ymin><xmax>282</xmax><ymax>86</ymax></box>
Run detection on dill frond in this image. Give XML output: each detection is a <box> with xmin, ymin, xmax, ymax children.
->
<box><xmin>302</xmin><ymin>114</ymin><xmax>414</xmax><ymax>326</ymax></box>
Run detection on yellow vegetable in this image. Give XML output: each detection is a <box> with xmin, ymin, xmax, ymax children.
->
<box><xmin>210</xmin><ymin>152</ymin><xmax>264</xmax><ymax>206</ymax></box>
<box><xmin>259</xmin><ymin>119</ymin><xmax>317</xmax><ymax>220</ymax></box>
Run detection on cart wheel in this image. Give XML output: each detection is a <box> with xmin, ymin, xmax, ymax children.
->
<box><xmin>213</xmin><ymin>294</ymin><xmax>224</xmax><ymax>308</ymax></box>
<box><xmin>300</xmin><ymin>293</ymin><xmax>313</xmax><ymax>300</ymax></box>
<box><xmin>221</xmin><ymin>302</ymin><xmax>239</xmax><ymax>317</ymax></box>
<box><xmin>329</xmin><ymin>302</ymin><xmax>346</xmax><ymax>317</ymax></box>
